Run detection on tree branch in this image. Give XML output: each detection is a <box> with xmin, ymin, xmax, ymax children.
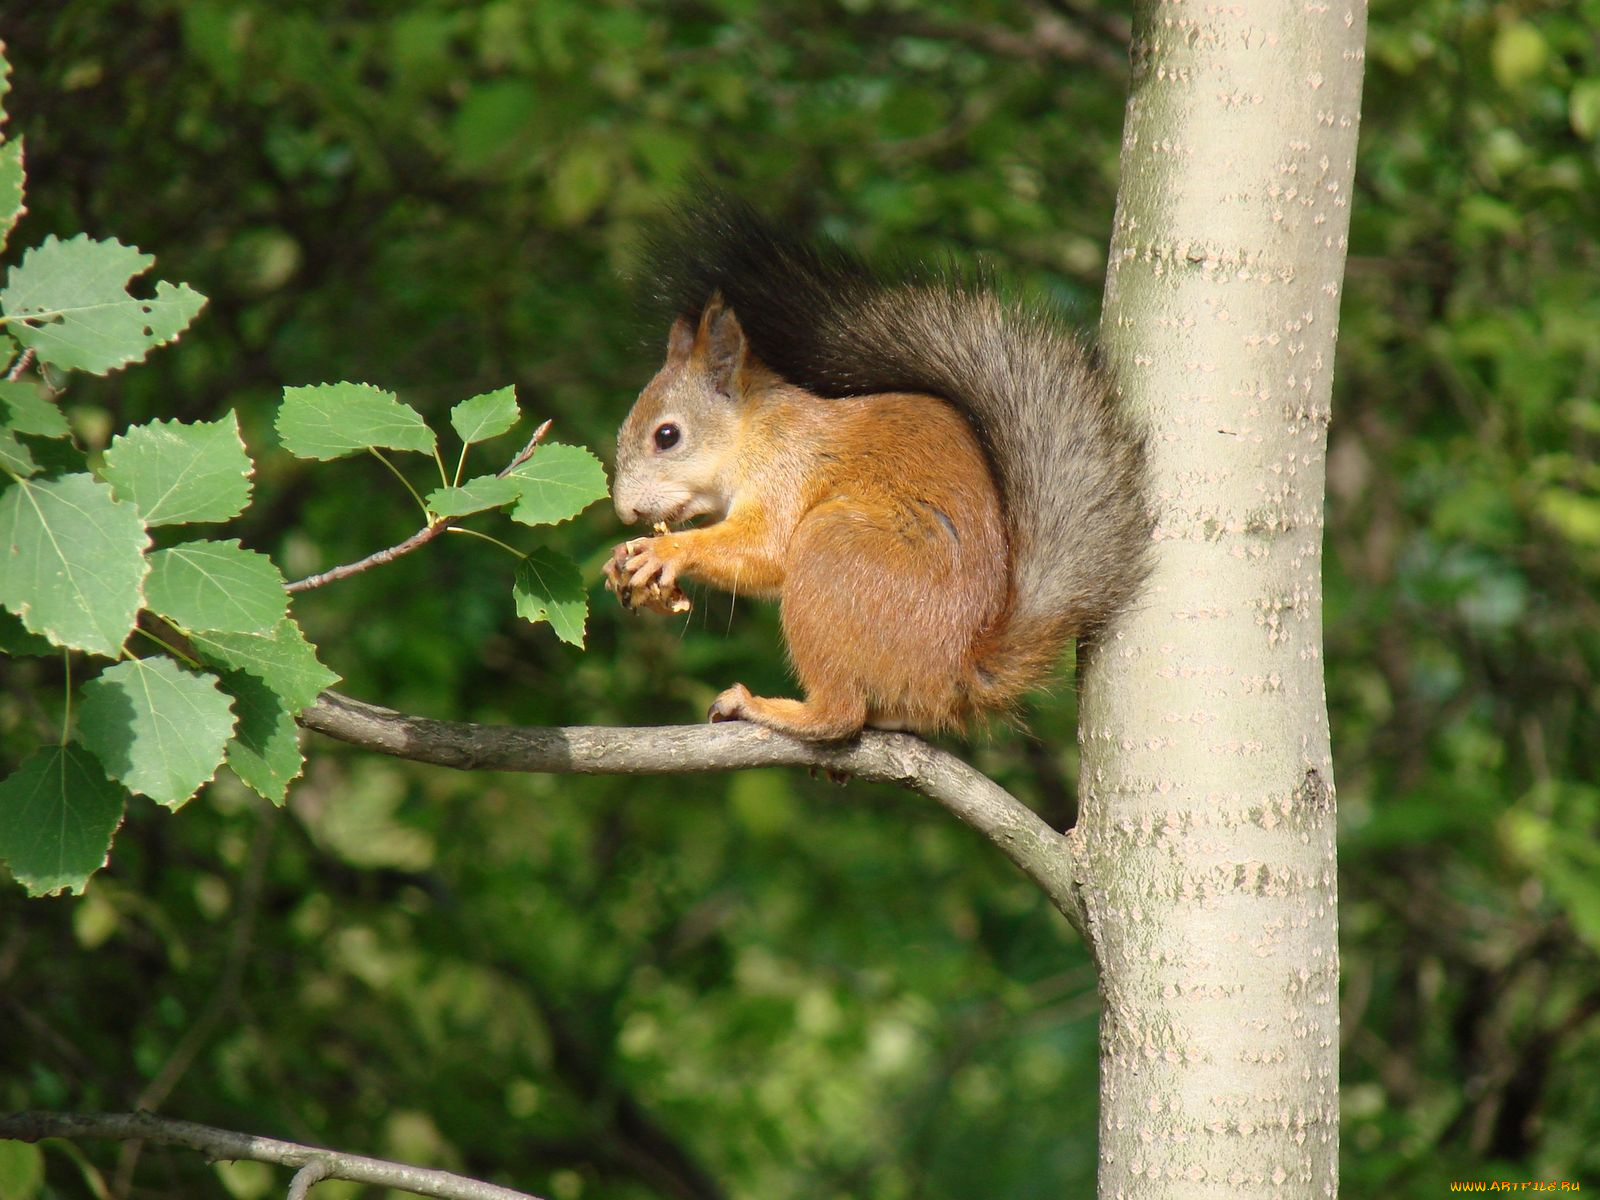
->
<box><xmin>0</xmin><ymin>1112</ymin><xmax>545</xmax><ymax>1200</ymax></box>
<box><xmin>297</xmin><ymin>691</ymin><xmax>1085</xmax><ymax>932</ymax></box>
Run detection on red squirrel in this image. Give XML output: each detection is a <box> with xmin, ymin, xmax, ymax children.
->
<box><xmin>605</xmin><ymin>196</ymin><xmax>1149</xmax><ymax>741</ymax></box>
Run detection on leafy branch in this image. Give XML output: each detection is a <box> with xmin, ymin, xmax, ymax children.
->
<box><xmin>285</xmin><ymin>419</ymin><xmax>553</xmax><ymax>593</ymax></box>
<box><xmin>0</xmin><ymin>39</ymin><xmax>610</xmax><ymax>897</ymax></box>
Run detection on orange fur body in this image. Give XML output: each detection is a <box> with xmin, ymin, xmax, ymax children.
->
<box><xmin>607</xmin><ymin>299</ymin><xmax>1060</xmax><ymax>740</ymax></box>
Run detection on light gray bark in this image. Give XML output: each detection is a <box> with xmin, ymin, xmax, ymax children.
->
<box><xmin>1074</xmin><ymin>1</ymin><xmax>1366</xmax><ymax>1196</ymax></box>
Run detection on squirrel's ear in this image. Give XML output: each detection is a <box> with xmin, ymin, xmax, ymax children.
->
<box><xmin>662</xmin><ymin>315</ymin><xmax>694</xmax><ymax>361</ymax></box>
<box><xmin>696</xmin><ymin>292</ymin><xmax>748</xmax><ymax>397</ymax></box>
<box><xmin>665</xmin><ymin>315</ymin><xmax>695</xmax><ymax>363</ymax></box>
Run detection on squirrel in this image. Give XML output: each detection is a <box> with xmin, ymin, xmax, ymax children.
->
<box><xmin>604</xmin><ymin>194</ymin><xmax>1149</xmax><ymax>742</ymax></box>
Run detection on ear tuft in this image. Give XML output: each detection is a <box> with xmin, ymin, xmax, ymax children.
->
<box><xmin>665</xmin><ymin>315</ymin><xmax>696</xmax><ymax>363</ymax></box>
<box><xmin>695</xmin><ymin>292</ymin><xmax>748</xmax><ymax>396</ymax></box>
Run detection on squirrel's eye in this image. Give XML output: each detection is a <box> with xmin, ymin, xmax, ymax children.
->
<box><xmin>653</xmin><ymin>423</ymin><xmax>681</xmax><ymax>451</ymax></box>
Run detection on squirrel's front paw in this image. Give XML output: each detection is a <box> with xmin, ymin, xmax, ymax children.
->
<box><xmin>708</xmin><ymin>683</ymin><xmax>753</xmax><ymax>724</ymax></box>
<box><xmin>605</xmin><ymin>536</ymin><xmax>691</xmax><ymax>615</ymax></box>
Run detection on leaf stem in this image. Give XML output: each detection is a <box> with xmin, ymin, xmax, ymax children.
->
<box><xmin>498</xmin><ymin>419</ymin><xmax>554</xmax><ymax>478</ymax></box>
<box><xmin>443</xmin><ymin>526</ymin><xmax>523</xmax><ymax>558</ymax></box>
<box><xmin>368</xmin><ymin>448</ymin><xmax>429</xmax><ymax>518</ymax></box>
<box><xmin>135</xmin><ymin>625</ymin><xmax>203</xmax><ymax>669</ymax></box>
<box><xmin>60</xmin><ymin>650</ymin><xmax>72</xmax><ymax>747</ymax></box>
<box><xmin>453</xmin><ymin>443</ymin><xmax>469</xmax><ymax>488</ymax></box>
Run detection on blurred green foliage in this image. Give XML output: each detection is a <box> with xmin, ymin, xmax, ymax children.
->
<box><xmin>0</xmin><ymin>0</ymin><xmax>1596</xmax><ymax>1196</ymax></box>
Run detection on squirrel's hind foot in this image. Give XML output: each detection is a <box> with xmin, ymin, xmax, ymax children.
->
<box><xmin>708</xmin><ymin>684</ymin><xmax>865</xmax><ymax>742</ymax></box>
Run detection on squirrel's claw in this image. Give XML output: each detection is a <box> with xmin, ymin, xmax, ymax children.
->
<box><xmin>708</xmin><ymin>683</ymin><xmax>752</xmax><ymax>724</ymax></box>
<box><xmin>605</xmin><ymin>537</ymin><xmax>692</xmax><ymax>615</ymax></box>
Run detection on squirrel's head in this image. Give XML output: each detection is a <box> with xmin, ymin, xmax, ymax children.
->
<box><xmin>614</xmin><ymin>294</ymin><xmax>753</xmax><ymax>526</ymax></box>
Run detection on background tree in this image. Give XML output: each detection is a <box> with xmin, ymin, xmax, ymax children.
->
<box><xmin>1</xmin><ymin>1</ymin><xmax>1597</xmax><ymax>1198</ymax></box>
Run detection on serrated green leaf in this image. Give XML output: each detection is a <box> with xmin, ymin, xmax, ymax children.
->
<box><xmin>0</xmin><ymin>379</ymin><xmax>69</xmax><ymax>438</ymax></box>
<box><xmin>146</xmin><ymin>539</ymin><xmax>287</xmax><ymax>634</ymax></box>
<box><xmin>277</xmin><ymin>382</ymin><xmax>437</xmax><ymax>460</ymax></box>
<box><xmin>188</xmin><ymin>617</ymin><xmax>340</xmax><ymax>713</ymax></box>
<box><xmin>0</xmin><ymin>472</ymin><xmax>148</xmax><ymax>655</ymax></box>
<box><xmin>449</xmin><ymin>385</ymin><xmax>519</xmax><ymax>445</ymax></box>
<box><xmin>0</xmin><ymin>234</ymin><xmax>207</xmax><ymax>374</ymax></box>
<box><xmin>0</xmin><ymin>426</ymin><xmax>36</xmax><ymax>475</ymax></box>
<box><xmin>99</xmin><ymin>412</ymin><xmax>254</xmax><ymax>526</ymax></box>
<box><xmin>506</xmin><ymin>443</ymin><xmax>608</xmax><ymax>527</ymax></box>
<box><xmin>19</xmin><ymin>431</ymin><xmax>86</xmax><ymax>476</ymax></box>
<box><xmin>0</xmin><ymin>608</ymin><xmax>55</xmax><ymax>656</ymax></box>
<box><xmin>0</xmin><ymin>744</ymin><xmax>128</xmax><ymax>897</ymax></box>
<box><xmin>76</xmin><ymin>657</ymin><xmax>237</xmax><ymax>809</ymax></box>
<box><xmin>426</xmin><ymin>475</ymin><xmax>520</xmax><ymax>518</ymax></box>
<box><xmin>512</xmin><ymin>547</ymin><xmax>587</xmax><ymax>647</ymax></box>
<box><xmin>0</xmin><ymin>141</ymin><xmax>21</xmax><ymax>256</ymax></box>
<box><xmin>217</xmin><ymin>668</ymin><xmax>303</xmax><ymax>805</ymax></box>
<box><xmin>0</xmin><ymin>44</ymin><xmax>21</xmax><ymax>256</ymax></box>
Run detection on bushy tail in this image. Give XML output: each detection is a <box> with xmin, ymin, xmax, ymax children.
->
<box><xmin>639</xmin><ymin>193</ymin><xmax>1150</xmax><ymax>704</ymax></box>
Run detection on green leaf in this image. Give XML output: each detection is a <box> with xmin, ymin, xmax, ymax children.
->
<box><xmin>1572</xmin><ymin>79</ymin><xmax>1600</xmax><ymax>141</ymax></box>
<box><xmin>0</xmin><ymin>1137</ymin><xmax>44</xmax><ymax>1199</ymax></box>
<box><xmin>0</xmin><ymin>426</ymin><xmax>36</xmax><ymax>476</ymax></box>
<box><xmin>512</xmin><ymin>547</ymin><xmax>587</xmax><ymax>647</ymax></box>
<box><xmin>0</xmin><ymin>379</ymin><xmax>70</xmax><ymax>438</ymax></box>
<box><xmin>277</xmin><ymin>382</ymin><xmax>437</xmax><ymax>460</ymax></box>
<box><xmin>1491</xmin><ymin>22</ymin><xmax>1547</xmax><ymax>90</ymax></box>
<box><xmin>0</xmin><ymin>139</ymin><xmax>20</xmax><ymax>258</ymax></box>
<box><xmin>99</xmin><ymin>413</ymin><xmax>255</xmax><ymax>526</ymax></box>
<box><xmin>448</xmin><ymin>78</ymin><xmax>540</xmax><ymax>175</ymax></box>
<box><xmin>75</xmin><ymin>657</ymin><xmax>237</xmax><ymax>809</ymax></box>
<box><xmin>188</xmin><ymin>617</ymin><xmax>340</xmax><ymax>712</ymax></box>
<box><xmin>426</xmin><ymin>475</ymin><xmax>520</xmax><ymax>518</ymax></box>
<box><xmin>1537</xmin><ymin>489</ymin><xmax>1600</xmax><ymax>547</ymax></box>
<box><xmin>506</xmin><ymin>443</ymin><xmax>608</xmax><ymax>527</ymax></box>
<box><xmin>146</xmin><ymin>539</ymin><xmax>287</xmax><ymax>634</ymax></box>
<box><xmin>0</xmin><ymin>44</ymin><xmax>22</xmax><ymax>256</ymax></box>
<box><xmin>217</xmin><ymin>668</ymin><xmax>303</xmax><ymax>806</ymax></box>
<box><xmin>0</xmin><ymin>234</ymin><xmax>207</xmax><ymax>374</ymax></box>
<box><xmin>0</xmin><ymin>744</ymin><xmax>128</xmax><ymax>897</ymax></box>
<box><xmin>0</xmin><ymin>609</ymin><xmax>55</xmax><ymax>656</ymax></box>
<box><xmin>0</xmin><ymin>472</ymin><xmax>149</xmax><ymax>656</ymax></box>
<box><xmin>548</xmin><ymin>142</ymin><xmax>613</xmax><ymax>227</ymax></box>
<box><xmin>18</xmin><ymin>431</ymin><xmax>86</xmax><ymax>476</ymax></box>
<box><xmin>449</xmin><ymin>385</ymin><xmax>519</xmax><ymax>445</ymax></box>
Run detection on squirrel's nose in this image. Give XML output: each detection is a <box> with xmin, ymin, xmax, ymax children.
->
<box><xmin>614</xmin><ymin>496</ymin><xmax>638</xmax><ymax>524</ymax></box>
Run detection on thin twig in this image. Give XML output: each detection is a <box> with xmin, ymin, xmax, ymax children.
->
<box><xmin>284</xmin><ymin>420</ymin><xmax>554</xmax><ymax>594</ymax></box>
<box><xmin>0</xmin><ymin>1112</ymin><xmax>545</xmax><ymax>1200</ymax></box>
<box><xmin>499</xmin><ymin>419</ymin><xmax>554</xmax><ymax>477</ymax></box>
<box><xmin>286</xmin><ymin>1159</ymin><xmax>332</xmax><ymax>1200</ymax></box>
<box><xmin>297</xmin><ymin>690</ymin><xmax>1085</xmax><ymax>931</ymax></box>
<box><xmin>285</xmin><ymin>518</ymin><xmax>452</xmax><ymax>593</ymax></box>
<box><xmin>112</xmin><ymin>812</ymin><xmax>277</xmax><ymax>1196</ymax></box>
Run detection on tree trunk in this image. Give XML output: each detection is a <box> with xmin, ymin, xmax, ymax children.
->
<box><xmin>1073</xmin><ymin>2</ymin><xmax>1366</xmax><ymax>1197</ymax></box>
